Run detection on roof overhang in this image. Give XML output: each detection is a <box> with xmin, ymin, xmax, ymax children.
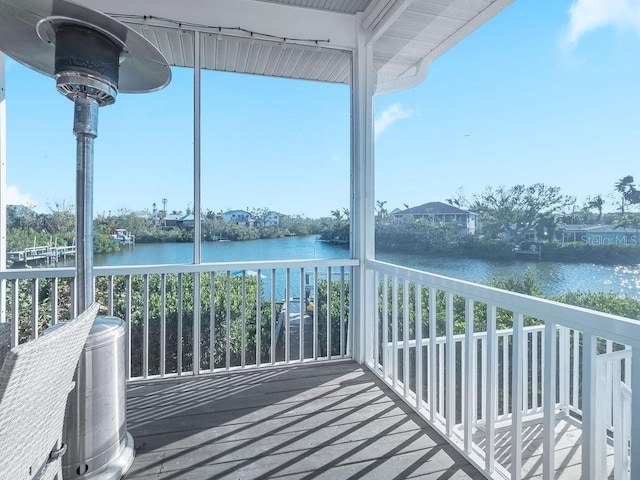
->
<box><xmin>72</xmin><ymin>0</ymin><xmax>513</xmax><ymax>94</ymax></box>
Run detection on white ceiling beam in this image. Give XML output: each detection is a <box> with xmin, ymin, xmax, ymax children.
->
<box><xmin>76</xmin><ymin>0</ymin><xmax>358</xmax><ymax>50</ymax></box>
<box><xmin>362</xmin><ymin>0</ymin><xmax>413</xmax><ymax>45</ymax></box>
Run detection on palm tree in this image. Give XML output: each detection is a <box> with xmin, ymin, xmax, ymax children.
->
<box><xmin>615</xmin><ymin>175</ymin><xmax>636</xmax><ymax>213</ymax></box>
<box><xmin>586</xmin><ymin>195</ymin><xmax>605</xmax><ymax>223</ymax></box>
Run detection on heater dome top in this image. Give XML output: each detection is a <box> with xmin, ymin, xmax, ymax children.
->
<box><xmin>0</xmin><ymin>0</ymin><xmax>171</xmax><ymax>93</ymax></box>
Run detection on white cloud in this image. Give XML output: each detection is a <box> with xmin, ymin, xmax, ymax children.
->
<box><xmin>562</xmin><ymin>0</ymin><xmax>640</xmax><ymax>47</ymax></box>
<box><xmin>375</xmin><ymin>103</ymin><xmax>414</xmax><ymax>137</ymax></box>
<box><xmin>6</xmin><ymin>185</ymin><xmax>36</xmax><ymax>207</ymax></box>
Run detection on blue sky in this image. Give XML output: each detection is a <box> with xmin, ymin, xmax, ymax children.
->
<box><xmin>5</xmin><ymin>0</ymin><xmax>640</xmax><ymax>218</ymax></box>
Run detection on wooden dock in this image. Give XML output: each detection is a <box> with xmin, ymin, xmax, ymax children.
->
<box><xmin>8</xmin><ymin>245</ymin><xmax>75</xmax><ymax>266</ymax></box>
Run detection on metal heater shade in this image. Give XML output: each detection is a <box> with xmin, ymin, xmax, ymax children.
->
<box><xmin>0</xmin><ymin>0</ymin><xmax>171</xmax><ymax>93</ymax></box>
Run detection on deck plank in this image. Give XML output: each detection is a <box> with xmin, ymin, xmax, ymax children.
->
<box><xmin>125</xmin><ymin>361</ymin><xmax>485</xmax><ymax>479</ymax></box>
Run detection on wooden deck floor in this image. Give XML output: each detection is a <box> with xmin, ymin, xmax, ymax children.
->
<box><xmin>124</xmin><ymin>361</ymin><xmax>485</xmax><ymax>479</ymax></box>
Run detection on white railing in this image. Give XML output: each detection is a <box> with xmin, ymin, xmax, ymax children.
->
<box><xmin>367</xmin><ymin>259</ymin><xmax>639</xmax><ymax>480</ymax></box>
<box><xmin>0</xmin><ymin>258</ymin><xmax>357</xmax><ymax>381</ymax></box>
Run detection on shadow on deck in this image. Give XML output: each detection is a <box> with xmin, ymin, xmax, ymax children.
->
<box><xmin>125</xmin><ymin>361</ymin><xmax>485</xmax><ymax>479</ymax></box>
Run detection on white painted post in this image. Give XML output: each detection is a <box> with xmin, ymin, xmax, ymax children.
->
<box><xmin>193</xmin><ymin>31</ymin><xmax>201</xmax><ymax>375</ymax></box>
<box><xmin>630</xmin><ymin>346</ymin><xmax>640</xmax><ymax>480</ymax></box>
<box><xmin>464</xmin><ymin>298</ymin><xmax>474</xmax><ymax>453</ymax></box>
<box><xmin>429</xmin><ymin>286</ymin><xmax>437</xmax><ymax>422</ymax></box>
<box><xmin>392</xmin><ymin>276</ymin><xmax>398</xmax><ymax>389</ymax></box>
<box><xmin>446</xmin><ymin>292</ymin><xmax>455</xmax><ymax>436</ymax></box>
<box><xmin>542</xmin><ymin>322</ymin><xmax>557</xmax><ymax>479</ymax></box>
<box><xmin>403</xmin><ymin>279</ymin><xmax>410</xmax><ymax>398</ymax></box>
<box><xmin>351</xmin><ymin>17</ymin><xmax>375</xmax><ymax>365</ymax></box>
<box><xmin>0</xmin><ymin>54</ymin><xmax>7</xmax><ymax>320</ymax></box>
<box><xmin>582</xmin><ymin>333</ymin><xmax>598</xmax><ymax>479</ymax></box>
<box><xmin>485</xmin><ymin>305</ymin><xmax>497</xmax><ymax>474</ymax></box>
<box><xmin>510</xmin><ymin>312</ymin><xmax>524</xmax><ymax>480</ymax></box>
<box><xmin>415</xmin><ymin>285</ymin><xmax>423</xmax><ymax>410</ymax></box>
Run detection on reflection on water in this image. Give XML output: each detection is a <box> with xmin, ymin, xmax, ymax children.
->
<box><xmin>94</xmin><ymin>236</ymin><xmax>640</xmax><ymax>299</ymax></box>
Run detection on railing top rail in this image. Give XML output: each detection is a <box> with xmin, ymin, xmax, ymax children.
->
<box><xmin>367</xmin><ymin>259</ymin><xmax>640</xmax><ymax>346</ymax></box>
<box><xmin>95</xmin><ymin>258</ymin><xmax>359</xmax><ymax>276</ymax></box>
<box><xmin>0</xmin><ymin>258</ymin><xmax>359</xmax><ymax>281</ymax></box>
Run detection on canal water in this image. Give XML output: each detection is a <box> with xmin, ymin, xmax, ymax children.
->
<box><xmin>94</xmin><ymin>236</ymin><xmax>640</xmax><ymax>299</ymax></box>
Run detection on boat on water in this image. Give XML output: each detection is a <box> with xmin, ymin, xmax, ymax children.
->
<box><xmin>112</xmin><ymin>229</ymin><xmax>135</xmax><ymax>245</ymax></box>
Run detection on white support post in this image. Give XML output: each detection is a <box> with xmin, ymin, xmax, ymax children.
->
<box><xmin>350</xmin><ymin>16</ymin><xmax>376</xmax><ymax>364</ymax></box>
<box><xmin>510</xmin><ymin>312</ymin><xmax>524</xmax><ymax>480</ymax></box>
<box><xmin>0</xmin><ymin>55</ymin><xmax>7</xmax><ymax>320</ymax></box>
<box><xmin>630</xmin><ymin>344</ymin><xmax>640</xmax><ymax>480</ymax></box>
<box><xmin>464</xmin><ymin>298</ymin><xmax>474</xmax><ymax>453</ymax></box>
<box><xmin>582</xmin><ymin>333</ymin><xmax>597</xmax><ymax>479</ymax></box>
<box><xmin>192</xmin><ymin>31</ymin><xmax>201</xmax><ymax>375</ymax></box>
<box><xmin>542</xmin><ymin>322</ymin><xmax>557</xmax><ymax>479</ymax></box>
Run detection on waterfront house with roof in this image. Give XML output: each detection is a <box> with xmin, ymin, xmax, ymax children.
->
<box><xmin>393</xmin><ymin>201</ymin><xmax>478</xmax><ymax>234</ymax></box>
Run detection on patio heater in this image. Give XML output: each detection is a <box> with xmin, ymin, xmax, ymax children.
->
<box><xmin>0</xmin><ymin>0</ymin><xmax>170</xmax><ymax>478</ymax></box>
<box><xmin>0</xmin><ymin>0</ymin><xmax>170</xmax><ymax>311</ymax></box>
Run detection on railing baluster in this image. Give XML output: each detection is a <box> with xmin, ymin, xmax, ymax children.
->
<box><xmin>125</xmin><ymin>275</ymin><xmax>131</xmax><ymax>380</ymax></box>
<box><xmin>374</xmin><ymin>270</ymin><xmax>380</xmax><ymax>371</ymax></box>
<box><xmin>51</xmin><ymin>277</ymin><xmax>58</xmax><ymax>326</ymax></box>
<box><xmin>313</xmin><ymin>267</ymin><xmax>319</xmax><ymax>361</ymax></box>
<box><xmin>285</xmin><ymin>268</ymin><xmax>290</xmax><ymax>363</ymax></box>
<box><xmin>464</xmin><ymin>298</ymin><xmax>474</xmax><ymax>453</ymax></box>
<box><xmin>532</xmin><ymin>328</ymin><xmax>539</xmax><ymax>411</ymax></box>
<box><xmin>211</xmin><ymin>271</ymin><xmax>216</xmax><ymax>370</ymax></box>
<box><xmin>582</xmin><ymin>332</ymin><xmax>597</xmax><ymax>479</ymax></box>
<box><xmin>502</xmin><ymin>333</ymin><xmax>508</xmax><ymax>418</ymax></box>
<box><xmin>241</xmin><ymin>271</ymin><xmax>247</xmax><ymax>368</ymax></box>
<box><xmin>485</xmin><ymin>305</ymin><xmax>497</xmax><ymax>474</ymax></box>
<box><xmin>542</xmin><ymin>321</ymin><xmax>557</xmax><ymax>479</ymax></box>
<box><xmin>383</xmin><ymin>274</ymin><xmax>389</xmax><ymax>379</ymax></box>
<box><xmin>438</xmin><ymin>338</ymin><xmax>444</xmax><ymax>418</ymax></box>
<box><xmin>299</xmin><ymin>267</ymin><xmax>304</xmax><ymax>362</ymax></box>
<box><xmin>160</xmin><ymin>273</ymin><xmax>166</xmax><ymax>377</ymax></box>
<box><xmin>31</xmin><ymin>278</ymin><xmax>38</xmax><ymax>339</ymax></box>
<box><xmin>558</xmin><ymin>326</ymin><xmax>569</xmax><ymax>412</ymax></box>
<box><xmin>256</xmin><ymin>269</ymin><xmax>261</xmax><ymax>368</ymax></box>
<box><xmin>523</xmin><ymin>330</ymin><xmax>529</xmax><ymax>412</ymax></box>
<box><xmin>340</xmin><ymin>267</ymin><xmax>345</xmax><ymax>358</ymax></box>
<box><xmin>445</xmin><ymin>291</ymin><xmax>454</xmax><ymax>437</ymax></box>
<box><xmin>178</xmin><ymin>273</ymin><xmax>183</xmax><ymax>375</ymax></box>
<box><xmin>225</xmin><ymin>271</ymin><xmax>231</xmax><ymax>369</ymax></box>
<box><xmin>572</xmin><ymin>330</ymin><xmax>580</xmax><ymax>410</ymax></box>
<box><xmin>392</xmin><ymin>276</ymin><xmax>398</xmax><ymax>390</ymax></box>
<box><xmin>193</xmin><ymin>272</ymin><xmax>201</xmax><ymax>376</ymax></box>
<box><xmin>327</xmin><ymin>266</ymin><xmax>332</xmax><ymax>360</ymax></box>
<box><xmin>630</xmin><ymin>345</ymin><xmax>640</xmax><ymax>480</ymax></box>
<box><xmin>10</xmin><ymin>279</ymin><xmax>18</xmax><ymax>347</ymax></box>
<box><xmin>143</xmin><ymin>274</ymin><xmax>149</xmax><ymax>378</ymax></box>
<box><xmin>511</xmin><ymin>312</ymin><xmax>524</xmax><ymax>480</ymax></box>
<box><xmin>107</xmin><ymin>275</ymin><xmax>114</xmax><ymax>316</ymax></box>
<box><xmin>429</xmin><ymin>287</ymin><xmax>436</xmax><ymax>422</ymax></box>
<box><xmin>415</xmin><ymin>284</ymin><xmax>422</xmax><ymax>410</ymax></box>
<box><xmin>403</xmin><ymin>279</ymin><xmax>410</xmax><ymax>398</ymax></box>
<box><xmin>481</xmin><ymin>335</ymin><xmax>487</xmax><ymax>424</ymax></box>
<box><xmin>270</xmin><ymin>269</ymin><xmax>276</xmax><ymax>365</ymax></box>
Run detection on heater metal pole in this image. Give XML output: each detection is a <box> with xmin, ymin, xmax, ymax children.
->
<box><xmin>73</xmin><ymin>95</ymin><xmax>98</xmax><ymax>312</ymax></box>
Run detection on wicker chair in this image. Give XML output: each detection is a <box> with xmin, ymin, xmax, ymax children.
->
<box><xmin>0</xmin><ymin>302</ymin><xmax>99</xmax><ymax>480</ymax></box>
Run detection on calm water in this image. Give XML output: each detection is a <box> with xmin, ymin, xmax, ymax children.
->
<box><xmin>94</xmin><ymin>236</ymin><xmax>640</xmax><ymax>299</ymax></box>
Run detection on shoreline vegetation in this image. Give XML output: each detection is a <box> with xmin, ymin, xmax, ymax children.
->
<box><xmin>7</xmin><ymin>214</ymin><xmax>640</xmax><ymax>266</ymax></box>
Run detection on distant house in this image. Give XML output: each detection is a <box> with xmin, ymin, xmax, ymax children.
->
<box><xmin>163</xmin><ymin>213</ymin><xmax>195</xmax><ymax>230</ymax></box>
<box><xmin>393</xmin><ymin>201</ymin><xmax>478</xmax><ymax>234</ymax></box>
<box><xmin>223</xmin><ymin>210</ymin><xmax>254</xmax><ymax>227</ymax></box>
<box><xmin>559</xmin><ymin>224</ymin><xmax>640</xmax><ymax>246</ymax></box>
<box><xmin>258</xmin><ymin>211</ymin><xmax>281</xmax><ymax>227</ymax></box>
